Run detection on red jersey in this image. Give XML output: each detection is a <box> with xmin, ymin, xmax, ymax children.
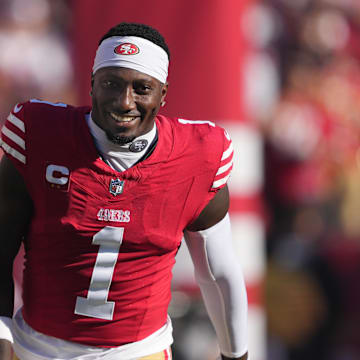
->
<box><xmin>0</xmin><ymin>100</ymin><xmax>233</xmax><ymax>347</ymax></box>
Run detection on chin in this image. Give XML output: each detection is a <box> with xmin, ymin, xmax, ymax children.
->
<box><xmin>106</xmin><ymin>132</ymin><xmax>135</xmax><ymax>145</ymax></box>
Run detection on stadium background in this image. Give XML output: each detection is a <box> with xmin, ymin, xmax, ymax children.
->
<box><xmin>1</xmin><ymin>0</ymin><xmax>360</xmax><ymax>359</ymax></box>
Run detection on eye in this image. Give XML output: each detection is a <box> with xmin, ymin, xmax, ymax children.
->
<box><xmin>102</xmin><ymin>80</ymin><xmax>118</xmax><ymax>89</ymax></box>
<box><xmin>135</xmin><ymin>83</ymin><xmax>153</xmax><ymax>94</ymax></box>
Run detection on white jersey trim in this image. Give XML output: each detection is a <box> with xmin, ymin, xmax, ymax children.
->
<box><xmin>212</xmin><ymin>174</ymin><xmax>231</xmax><ymax>189</ymax></box>
<box><xmin>211</xmin><ymin>139</ymin><xmax>233</xmax><ymax>190</ymax></box>
<box><xmin>177</xmin><ymin>118</ymin><xmax>216</xmax><ymax>127</ymax></box>
<box><xmin>29</xmin><ymin>99</ymin><xmax>67</xmax><ymax>107</ymax></box>
<box><xmin>216</xmin><ymin>161</ymin><xmax>233</xmax><ymax>176</ymax></box>
<box><xmin>12</xmin><ymin>309</ymin><xmax>173</xmax><ymax>360</ymax></box>
<box><xmin>0</xmin><ymin>139</ymin><xmax>26</xmax><ymax>164</ymax></box>
<box><xmin>7</xmin><ymin>113</ymin><xmax>25</xmax><ymax>132</ymax></box>
<box><xmin>221</xmin><ymin>142</ymin><xmax>233</xmax><ymax>161</ymax></box>
<box><xmin>1</xmin><ymin>126</ymin><xmax>25</xmax><ymax>150</ymax></box>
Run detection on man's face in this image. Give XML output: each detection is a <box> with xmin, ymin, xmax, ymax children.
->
<box><xmin>91</xmin><ymin>67</ymin><xmax>168</xmax><ymax>145</ymax></box>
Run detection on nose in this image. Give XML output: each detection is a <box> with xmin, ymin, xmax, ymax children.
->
<box><xmin>116</xmin><ymin>86</ymin><xmax>136</xmax><ymax>111</ymax></box>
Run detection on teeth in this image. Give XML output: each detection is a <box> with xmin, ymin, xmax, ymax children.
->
<box><xmin>109</xmin><ymin>112</ymin><xmax>136</xmax><ymax>122</ymax></box>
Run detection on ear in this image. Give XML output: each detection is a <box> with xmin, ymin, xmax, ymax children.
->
<box><xmin>161</xmin><ymin>82</ymin><xmax>168</xmax><ymax>103</ymax></box>
<box><xmin>90</xmin><ymin>75</ymin><xmax>94</xmax><ymax>95</ymax></box>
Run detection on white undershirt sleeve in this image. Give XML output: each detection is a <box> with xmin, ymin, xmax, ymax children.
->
<box><xmin>184</xmin><ymin>213</ymin><xmax>248</xmax><ymax>358</ymax></box>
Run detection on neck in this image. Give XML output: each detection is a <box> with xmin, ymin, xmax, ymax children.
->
<box><xmin>86</xmin><ymin>113</ymin><xmax>157</xmax><ymax>171</ymax></box>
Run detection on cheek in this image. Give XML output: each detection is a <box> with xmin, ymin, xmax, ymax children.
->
<box><xmin>151</xmin><ymin>106</ymin><xmax>160</xmax><ymax>116</ymax></box>
<box><xmin>92</xmin><ymin>93</ymin><xmax>109</xmax><ymax>112</ymax></box>
<box><xmin>91</xmin><ymin>98</ymin><xmax>100</xmax><ymax>116</ymax></box>
<box><xmin>147</xmin><ymin>98</ymin><xmax>161</xmax><ymax>115</ymax></box>
<box><xmin>139</xmin><ymin>99</ymin><xmax>159</xmax><ymax>116</ymax></box>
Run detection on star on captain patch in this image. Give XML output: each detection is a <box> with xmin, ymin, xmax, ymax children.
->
<box><xmin>109</xmin><ymin>178</ymin><xmax>125</xmax><ymax>196</ymax></box>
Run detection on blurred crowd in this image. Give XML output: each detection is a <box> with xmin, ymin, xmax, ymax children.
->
<box><xmin>1</xmin><ymin>0</ymin><xmax>360</xmax><ymax>359</ymax></box>
<box><xmin>254</xmin><ymin>0</ymin><xmax>360</xmax><ymax>359</ymax></box>
<box><xmin>0</xmin><ymin>0</ymin><xmax>74</xmax><ymax>122</ymax></box>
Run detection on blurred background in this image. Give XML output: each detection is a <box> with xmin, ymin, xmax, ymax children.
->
<box><xmin>1</xmin><ymin>0</ymin><xmax>360</xmax><ymax>359</ymax></box>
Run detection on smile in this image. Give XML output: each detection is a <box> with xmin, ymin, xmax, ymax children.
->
<box><xmin>109</xmin><ymin>112</ymin><xmax>139</xmax><ymax>123</ymax></box>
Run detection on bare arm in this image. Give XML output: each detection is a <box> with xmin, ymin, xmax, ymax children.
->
<box><xmin>186</xmin><ymin>184</ymin><xmax>230</xmax><ymax>232</ymax></box>
<box><xmin>185</xmin><ymin>185</ymin><xmax>248</xmax><ymax>360</ymax></box>
<box><xmin>0</xmin><ymin>155</ymin><xmax>33</xmax><ymax>359</ymax></box>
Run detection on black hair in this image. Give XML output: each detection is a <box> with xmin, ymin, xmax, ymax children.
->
<box><xmin>99</xmin><ymin>22</ymin><xmax>170</xmax><ymax>59</ymax></box>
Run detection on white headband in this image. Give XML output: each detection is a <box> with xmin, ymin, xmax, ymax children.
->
<box><xmin>93</xmin><ymin>36</ymin><xmax>169</xmax><ymax>83</ymax></box>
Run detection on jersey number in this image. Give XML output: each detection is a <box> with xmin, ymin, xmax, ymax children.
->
<box><xmin>74</xmin><ymin>226</ymin><xmax>124</xmax><ymax>320</ymax></box>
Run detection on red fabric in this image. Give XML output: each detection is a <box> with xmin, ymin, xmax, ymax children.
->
<box><xmin>1</xmin><ymin>101</ymin><xmax>228</xmax><ymax>346</ymax></box>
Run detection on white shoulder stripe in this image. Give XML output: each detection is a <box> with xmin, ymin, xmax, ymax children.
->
<box><xmin>216</xmin><ymin>159</ymin><xmax>233</xmax><ymax>176</ymax></box>
<box><xmin>221</xmin><ymin>142</ymin><xmax>233</xmax><ymax>161</ymax></box>
<box><xmin>0</xmin><ymin>139</ymin><xmax>26</xmax><ymax>164</ymax></box>
<box><xmin>1</xmin><ymin>126</ymin><xmax>25</xmax><ymax>150</ymax></box>
<box><xmin>178</xmin><ymin>118</ymin><xmax>216</xmax><ymax>127</ymax></box>
<box><xmin>30</xmin><ymin>99</ymin><xmax>67</xmax><ymax>107</ymax></box>
<box><xmin>224</xmin><ymin>129</ymin><xmax>231</xmax><ymax>141</ymax></box>
<box><xmin>7</xmin><ymin>113</ymin><xmax>25</xmax><ymax>132</ymax></box>
<box><xmin>212</xmin><ymin>173</ymin><xmax>231</xmax><ymax>189</ymax></box>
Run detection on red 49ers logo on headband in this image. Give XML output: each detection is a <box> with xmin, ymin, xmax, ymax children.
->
<box><xmin>114</xmin><ymin>43</ymin><xmax>139</xmax><ymax>55</ymax></box>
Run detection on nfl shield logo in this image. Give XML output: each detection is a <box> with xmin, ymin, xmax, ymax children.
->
<box><xmin>109</xmin><ymin>178</ymin><xmax>125</xmax><ymax>196</ymax></box>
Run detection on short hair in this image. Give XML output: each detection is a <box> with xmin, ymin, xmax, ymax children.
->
<box><xmin>99</xmin><ymin>22</ymin><xmax>170</xmax><ymax>60</ymax></box>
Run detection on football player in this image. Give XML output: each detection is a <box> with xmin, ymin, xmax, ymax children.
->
<box><xmin>0</xmin><ymin>22</ymin><xmax>248</xmax><ymax>360</ymax></box>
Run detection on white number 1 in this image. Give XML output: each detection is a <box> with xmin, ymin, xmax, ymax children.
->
<box><xmin>74</xmin><ymin>226</ymin><xmax>124</xmax><ymax>320</ymax></box>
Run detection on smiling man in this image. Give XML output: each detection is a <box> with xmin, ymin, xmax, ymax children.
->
<box><xmin>0</xmin><ymin>23</ymin><xmax>248</xmax><ymax>360</ymax></box>
<box><xmin>91</xmin><ymin>66</ymin><xmax>167</xmax><ymax>145</ymax></box>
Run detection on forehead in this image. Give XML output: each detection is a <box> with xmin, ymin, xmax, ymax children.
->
<box><xmin>94</xmin><ymin>66</ymin><xmax>160</xmax><ymax>84</ymax></box>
